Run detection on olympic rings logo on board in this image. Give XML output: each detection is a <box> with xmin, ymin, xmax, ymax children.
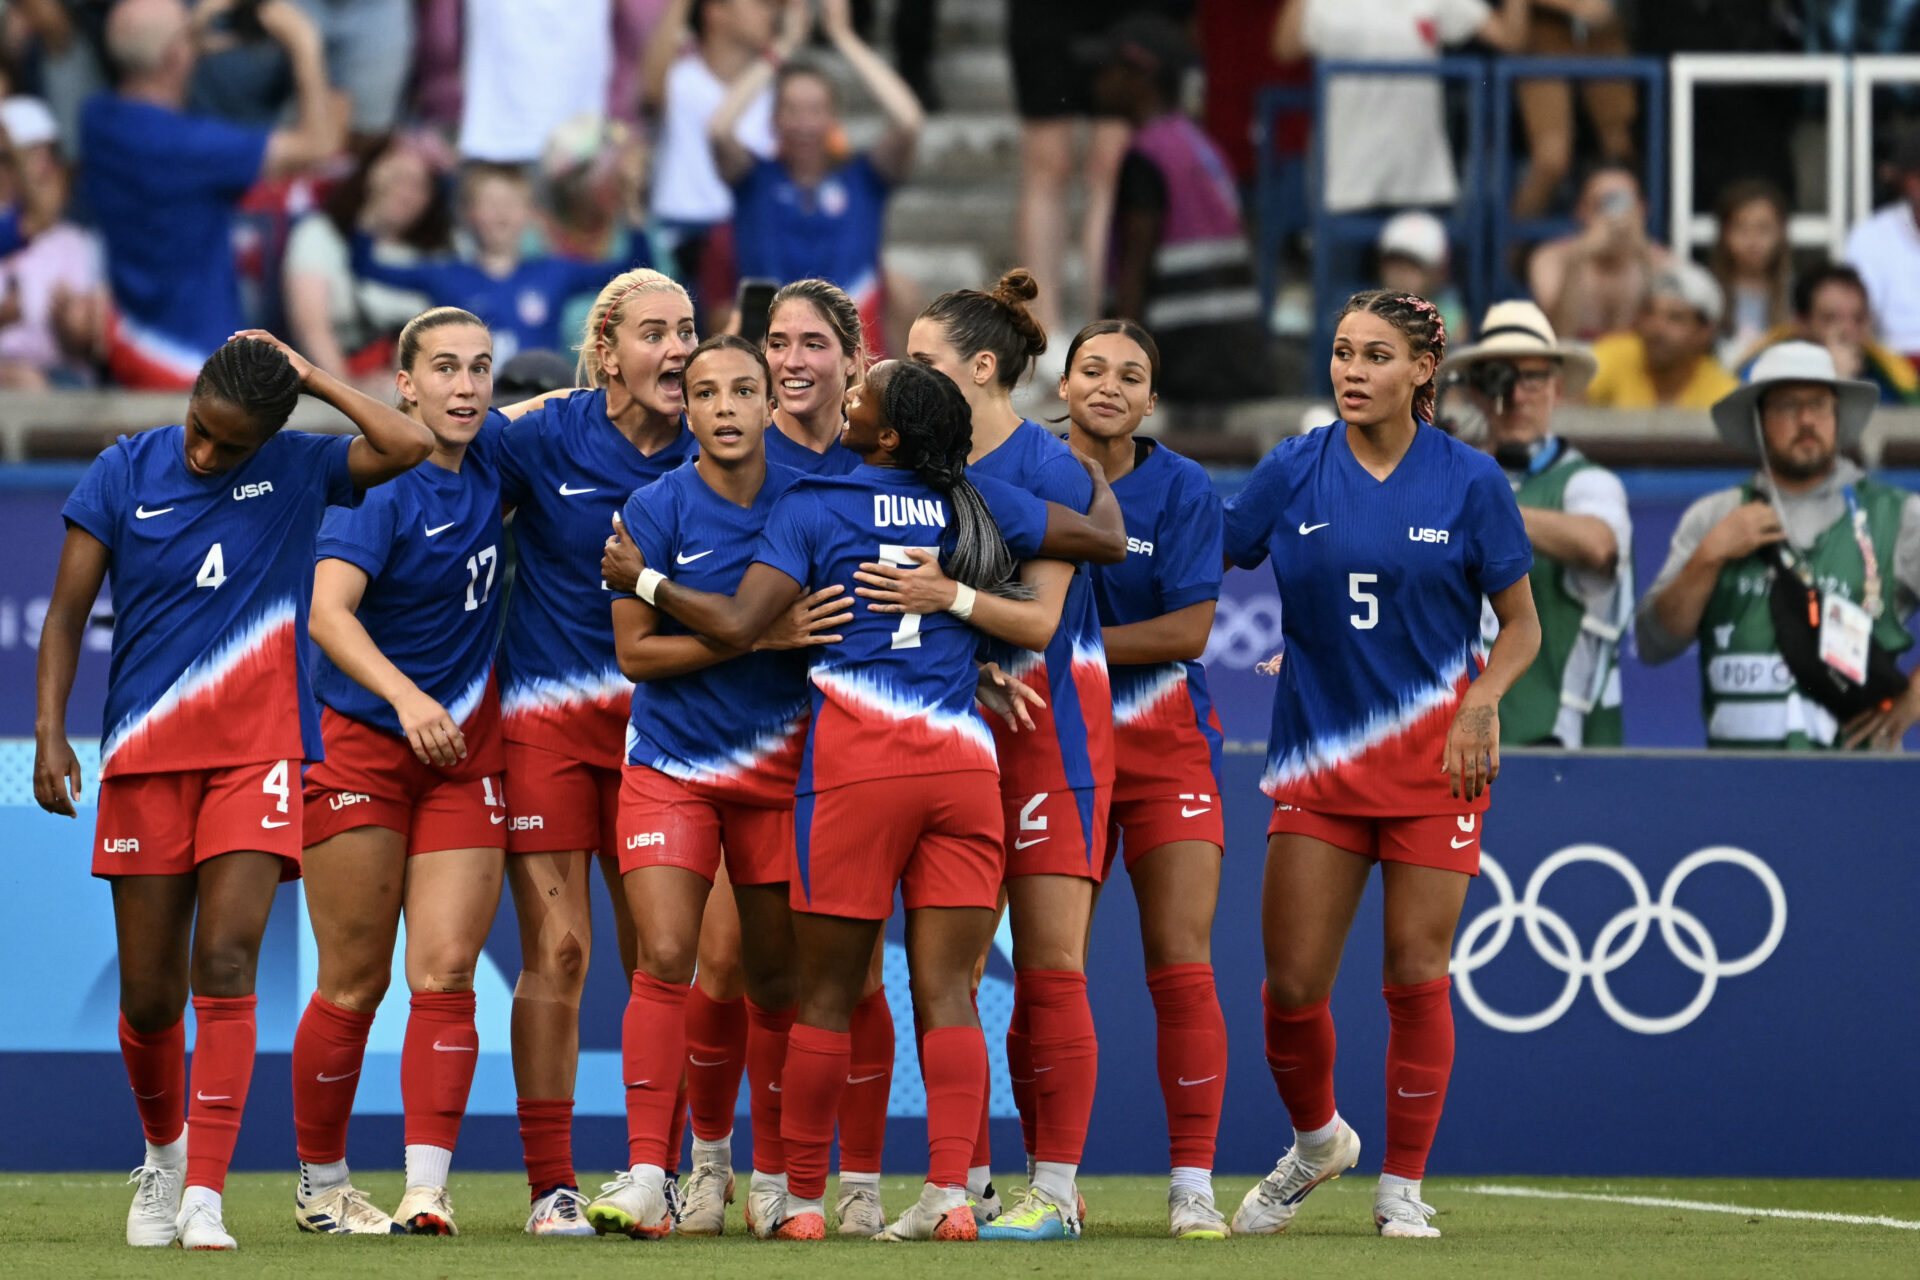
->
<box><xmin>1451</xmin><ymin>845</ymin><xmax>1787</xmax><ymax>1036</ymax></box>
<box><xmin>1202</xmin><ymin>593</ymin><xmax>1284</xmax><ymax>669</ymax></box>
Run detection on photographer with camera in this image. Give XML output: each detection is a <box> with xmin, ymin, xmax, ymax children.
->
<box><xmin>1636</xmin><ymin>343</ymin><xmax>1920</xmax><ymax>749</ymax></box>
<box><xmin>1444</xmin><ymin>301</ymin><xmax>1630</xmax><ymax>746</ymax></box>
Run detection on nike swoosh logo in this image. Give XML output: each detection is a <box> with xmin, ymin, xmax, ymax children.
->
<box><xmin>261</xmin><ymin>817</ymin><xmax>290</xmax><ymax>829</ymax></box>
<box><xmin>196</xmin><ymin>1092</ymin><xmax>231</xmax><ymax>1102</ymax></box>
<box><xmin>769</xmin><ymin>1082</ymin><xmax>781</xmax><ymax>1092</ymax></box>
<box><xmin>1272</xmin><ymin>1064</ymin><xmax>1298</xmax><ymax>1072</ymax></box>
<box><xmin>133</xmin><ymin>1089</ymin><xmax>167</xmax><ymax>1099</ymax></box>
<box><xmin>1181</xmin><ymin>806</ymin><xmax>1212</xmax><ymax>818</ymax></box>
<box><xmin>676</xmin><ymin>550</ymin><xmax>715</xmax><ymax>565</ymax></box>
<box><xmin>558</xmin><ymin>483</ymin><xmax>598</xmax><ymax>496</ymax></box>
<box><xmin>689</xmin><ymin>1055</ymin><xmax>729</xmax><ymax>1067</ymax></box>
<box><xmin>1397</xmin><ymin>1087</ymin><xmax>1438</xmax><ymax>1098</ymax></box>
<box><xmin>1450</xmin><ymin>836</ymin><xmax>1475</xmax><ymax>849</ymax></box>
<box><xmin>316</xmin><ymin>1070</ymin><xmax>360</xmax><ymax>1083</ymax></box>
<box><xmin>490</xmin><ymin>813</ymin><xmax>506</xmax><ymax>824</ymax></box>
<box><xmin>1032</xmin><ymin>1066</ymin><xmax>1054</xmax><ymax>1074</ymax></box>
<box><xmin>846</xmin><ymin>1072</ymin><xmax>887</xmax><ymax>1085</ymax></box>
<box><xmin>1298</xmin><ymin>521</ymin><xmax>1329</xmax><ymax>535</ymax></box>
<box><xmin>135</xmin><ymin>506</ymin><xmax>173</xmax><ymax>519</ymax></box>
<box><xmin>1013</xmin><ymin>836</ymin><xmax>1049</xmax><ymax>850</ymax></box>
<box><xmin>424</xmin><ymin>521</ymin><xmax>456</xmax><ymax>536</ymax></box>
<box><xmin>1177</xmin><ymin>1075</ymin><xmax>1218</xmax><ymax>1087</ymax></box>
<box><xmin>432</xmin><ymin>1041</ymin><xmax>476</xmax><ymax>1053</ymax></box>
<box><xmin>625</xmin><ymin>1079</ymin><xmax>651</xmax><ymax>1088</ymax></box>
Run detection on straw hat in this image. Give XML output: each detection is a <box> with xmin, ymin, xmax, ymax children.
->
<box><xmin>1439</xmin><ymin>300</ymin><xmax>1597</xmax><ymax>398</ymax></box>
<box><xmin>1709</xmin><ymin>340</ymin><xmax>1878</xmax><ymax>452</ymax></box>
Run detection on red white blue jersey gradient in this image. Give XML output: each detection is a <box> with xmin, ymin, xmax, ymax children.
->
<box><xmin>1223</xmin><ymin>421</ymin><xmax>1531</xmax><ymax>815</ymax></box>
<box><xmin>62</xmin><ymin>426</ymin><xmax>360</xmax><ymax>777</ymax></box>
<box><xmin>764</xmin><ymin>426</ymin><xmax>862</xmax><ymax>476</ymax></box>
<box><xmin>495</xmin><ymin>389</ymin><xmax>697</xmax><ymax>764</ymax></box>
<box><xmin>1092</xmin><ymin>441</ymin><xmax>1225</xmax><ymax>796</ymax></box>
<box><xmin>313</xmin><ymin>411</ymin><xmax>509</xmax><ymax>738</ymax></box>
<box><xmin>752</xmin><ymin>465</ymin><xmax>1049</xmax><ymax>795</ymax></box>
<box><xmin>622</xmin><ymin>461</ymin><xmax>811</xmax><ymax>802</ymax></box>
<box><xmin>968</xmin><ymin>420</ymin><xmax>1115</xmax><ymax>799</ymax></box>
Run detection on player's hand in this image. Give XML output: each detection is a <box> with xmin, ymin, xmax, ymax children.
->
<box><xmin>394</xmin><ymin>689</ymin><xmax>467</xmax><ymax>767</ymax></box>
<box><xmin>1698</xmin><ymin>500</ymin><xmax>1786</xmax><ymax>566</ymax></box>
<box><xmin>976</xmin><ymin>661</ymin><xmax>1045</xmax><ymax>732</ymax></box>
<box><xmin>1841</xmin><ymin>680</ymin><xmax>1920</xmax><ymax>751</ymax></box>
<box><xmin>1442</xmin><ymin>692</ymin><xmax>1500</xmax><ymax>801</ymax></box>
<box><xmin>855</xmin><ymin>547</ymin><xmax>956</xmax><ymax>614</ymax></box>
<box><xmin>229</xmin><ymin>328</ymin><xmax>316</xmax><ymax>386</ymax></box>
<box><xmin>32</xmin><ymin>733</ymin><xmax>82</xmax><ymax>818</ymax></box>
<box><xmin>754</xmin><ymin>584</ymin><xmax>851</xmax><ymax>650</ymax></box>
<box><xmin>602</xmin><ymin>512</ymin><xmax>644</xmax><ymax>594</ymax></box>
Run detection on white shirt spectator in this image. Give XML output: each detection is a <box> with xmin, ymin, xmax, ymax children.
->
<box><xmin>0</xmin><ymin>223</ymin><xmax>101</xmax><ymax>379</ymax></box>
<box><xmin>457</xmin><ymin>0</ymin><xmax>614</xmax><ymax>163</ymax></box>
<box><xmin>282</xmin><ymin>213</ymin><xmax>429</xmax><ymax>356</ymax></box>
<box><xmin>1844</xmin><ymin>201</ymin><xmax>1920</xmax><ymax>356</ymax></box>
<box><xmin>650</xmin><ymin>51</ymin><xmax>775</xmax><ymax>227</ymax></box>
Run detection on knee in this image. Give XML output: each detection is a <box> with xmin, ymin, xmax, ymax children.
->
<box><xmin>524</xmin><ymin>928</ymin><xmax>590</xmax><ymax>996</ymax></box>
<box><xmin>190</xmin><ymin>939</ymin><xmax>260</xmax><ymax>998</ymax></box>
<box><xmin>1263</xmin><ymin>970</ymin><xmax>1330</xmax><ymax>1011</ymax></box>
<box><xmin>1012</xmin><ymin>939</ymin><xmax>1084</xmax><ymax>975</ymax></box>
<box><xmin>694</xmin><ymin>944</ymin><xmax>743</xmax><ymax>994</ymax></box>
<box><xmin>636</xmin><ymin>934</ymin><xmax>698</xmax><ymax>988</ymax></box>
<box><xmin>411</xmin><ymin>950</ymin><xmax>478</xmax><ymax>995</ymax></box>
<box><xmin>120</xmin><ymin>990</ymin><xmax>187</xmax><ymax>1034</ymax></box>
<box><xmin>321</xmin><ymin>963</ymin><xmax>392</xmax><ymax>1012</ymax></box>
<box><xmin>1382</xmin><ymin>938</ymin><xmax>1454</xmax><ymax>989</ymax></box>
<box><xmin>1527</xmin><ymin>134</ymin><xmax>1573</xmax><ymax>183</ymax></box>
<box><xmin>1141</xmin><ymin>916</ymin><xmax>1213</xmax><ymax>972</ymax></box>
<box><xmin>908</xmin><ymin>973</ymin><xmax>972</xmax><ymax>1030</ymax></box>
<box><xmin>744</xmin><ymin>966</ymin><xmax>795</xmax><ymax>1012</ymax></box>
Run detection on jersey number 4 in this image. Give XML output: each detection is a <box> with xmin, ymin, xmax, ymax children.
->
<box><xmin>878</xmin><ymin>543</ymin><xmax>938</xmax><ymax>648</ymax></box>
<box><xmin>196</xmin><ymin>543</ymin><xmax>227</xmax><ymax>590</ymax></box>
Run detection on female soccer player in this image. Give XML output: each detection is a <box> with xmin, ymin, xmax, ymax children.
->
<box><xmin>763</xmin><ymin>278</ymin><xmax>866</xmax><ymax>476</ymax></box>
<box><xmin>492</xmin><ymin>268</ymin><xmax>698</xmax><ymax>1234</ymax></box>
<box><xmin>1222</xmin><ymin>292</ymin><xmax>1540</xmax><ymax>1240</ymax></box>
<box><xmin>33</xmin><ymin>333</ymin><xmax>432</xmax><ymax>1251</ymax></box>
<box><xmin>291</xmin><ymin>308</ymin><xmax>506</xmax><ymax>1237</ymax></box>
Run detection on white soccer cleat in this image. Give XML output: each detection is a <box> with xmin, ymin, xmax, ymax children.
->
<box><xmin>970</xmin><ymin>1180</ymin><xmax>1003</xmax><ymax>1226</ymax></box>
<box><xmin>1375</xmin><ymin>1184</ymin><xmax>1441</xmax><ymax>1238</ymax></box>
<box><xmin>524</xmin><ymin>1185</ymin><xmax>596</xmax><ymax>1236</ymax></box>
<box><xmin>744</xmin><ymin>1172</ymin><xmax>787</xmax><ymax>1239</ymax></box>
<box><xmin>1231</xmin><ymin>1121</ymin><xmax>1362</xmax><ymax>1235</ymax></box>
<box><xmin>835</xmin><ymin>1183</ymin><xmax>886</xmax><ymax>1237</ymax></box>
<box><xmin>126</xmin><ymin>1162</ymin><xmax>184</xmax><ymax>1247</ymax></box>
<box><xmin>873</xmin><ymin>1181</ymin><xmax>977</xmax><ymax>1241</ymax></box>
<box><xmin>396</xmin><ymin>1184</ymin><xmax>457</xmax><ymax>1236</ymax></box>
<box><xmin>1168</xmin><ymin>1186</ymin><xmax>1229</xmax><ymax>1239</ymax></box>
<box><xmin>294</xmin><ymin>1182</ymin><xmax>400</xmax><ymax>1234</ymax></box>
<box><xmin>587</xmin><ymin>1168</ymin><xmax>672</xmax><ymax>1239</ymax></box>
<box><xmin>674</xmin><ymin>1162</ymin><xmax>734</xmax><ymax>1236</ymax></box>
<box><xmin>175</xmin><ymin>1199</ymin><xmax>237</xmax><ymax>1251</ymax></box>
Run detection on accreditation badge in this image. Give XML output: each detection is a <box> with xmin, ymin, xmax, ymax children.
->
<box><xmin>1818</xmin><ymin>593</ymin><xmax>1872</xmax><ymax>685</ymax></box>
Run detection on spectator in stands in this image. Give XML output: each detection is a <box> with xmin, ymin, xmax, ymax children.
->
<box><xmin>1376</xmin><ymin>210</ymin><xmax>1467</xmax><ymax>343</ymax></box>
<box><xmin>282</xmin><ymin>132</ymin><xmax>452</xmax><ymax>388</ymax></box>
<box><xmin>1508</xmin><ymin>0</ymin><xmax>1637</xmax><ymax>220</ymax></box>
<box><xmin>542</xmin><ymin>114</ymin><xmax>653</xmax><ymax>343</ymax></box>
<box><xmin>1742</xmin><ymin>263</ymin><xmax>1919</xmax><ymax>406</ymax></box>
<box><xmin>1846</xmin><ymin>131</ymin><xmax>1920</xmax><ymax>364</ymax></box>
<box><xmin>79</xmin><ymin>0</ymin><xmax>342</xmax><ymax>389</ymax></box>
<box><xmin>0</xmin><ymin>94</ymin><xmax>104</xmax><ymax>387</ymax></box>
<box><xmin>1529</xmin><ymin>162</ymin><xmax>1674</xmax><ymax>341</ymax></box>
<box><xmin>1709</xmin><ymin>178</ymin><xmax>1791</xmax><ymax>367</ymax></box>
<box><xmin>710</xmin><ymin>0</ymin><xmax>921</xmax><ymax>351</ymax></box>
<box><xmin>1636</xmin><ymin>342</ymin><xmax>1920</xmax><ymax>750</ymax></box>
<box><xmin>295</xmin><ymin>0</ymin><xmax>416</xmax><ymax>143</ymax></box>
<box><xmin>457</xmin><ymin>0</ymin><xmax>615</xmax><ymax>164</ymax></box>
<box><xmin>1585</xmin><ymin>261</ymin><xmax>1737</xmax><ymax>410</ymax></box>
<box><xmin>1272</xmin><ymin>0</ymin><xmax>1530</xmax><ymax>214</ymax></box>
<box><xmin>1442</xmin><ymin>300</ymin><xmax>1628</xmax><ymax>746</ymax></box>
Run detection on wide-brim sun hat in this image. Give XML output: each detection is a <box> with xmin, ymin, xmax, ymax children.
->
<box><xmin>1439</xmin><ymin>300</ymin><xmax>1597</xmax><ymax>398</ymax></box>
<box><xmin>1709</xmin><ymin>340</ymin><xmax>1878</xmax><ymax>452</ymax></box>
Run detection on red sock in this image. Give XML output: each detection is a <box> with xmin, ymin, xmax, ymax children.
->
<box><xmin>920</xmin><ymin>1025</ymin><xmax>986</xmax><ymax>1188</ymax></box>
<box><xmin>619</xmin><ymin>971</ymin><xmax>687</xmax><ymax>1169</ymax></box>
<box><xmin>290</xmin><ymin>995</ymin><xmax>374</xmax><ymax>1163</ymax></box>
<box><xmin>403</xmin><ymin>990</ymin><xmax>478</xmax><ymax>1152</ymax></box>
<box><xmin>119</xmin><ymin>1013</ymin><xmax>186</xmax><ymax>1148</ymax></box>
<box><xmin>684</xmin><ymin>986</ymin><xmax>747</xmax><ymax>1142</ymax></box>
<box><xmin>1383</xmin><ymin>977</ymin><xmax>1455</xmax><ymax>1179</ymax></box>
<box><xmin>185</xmin><ymin>995</ymin><xmax>256</xmax><ymax>1193</ymax></box>
<box><xmin>667</xmin><ymin>1076</ymin><xmax>687</xmax><ymax>1173</ymax></box>
<box><xmin>745</xmin><ymin>999</ymin><xmax>795</xmax><ymax>1175</ymax></box>
<box><xmin>1005</xmin><ymin>988</ymin><xmax>1037</xmax><ymax>1159</ymax></box>
<box><xmin>779</xmin><ymin>1024</ymin><xmax>849</xmax><ymax>1202</ymax></box>
<box><xmin>1147</xmin><ymin>963</ymin><xmax>1227</xmax><ymax>1169</ymax></box>
<box><xmin>968</xmin><ymin>989</ymin><xmax>992</xmax><ymax>1170</ymax></box>
<box><xmin>517</xmin><ymin>1098</ymin><xmax>575</xmax><ymax>1195</ymax></box>
<box><xmin>1018</xmin><ymin>970</ymin><xmax>1097</xmax><ymax>1165</ymax></box>
<box><xmin>837</xmin><ymin>988</ymin><xmax>893</xmax><ymax>1173</ymax></box>
<box><xmin>1263</xmin><ymin>984</ymin><xmax>1337</xmax><ymax>1133</ymax></box>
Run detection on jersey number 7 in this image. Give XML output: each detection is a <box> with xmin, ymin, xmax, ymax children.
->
<box><xmin>878</xmin><ymin>543</ymin><xmax>939</xmax><ymax>649</ymax></box>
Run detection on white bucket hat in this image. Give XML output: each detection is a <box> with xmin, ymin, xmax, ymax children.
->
<box><xmin>1709</xmin><ymin>340</ymin><xmax>1878</xmax><ymax>452</ymax></box>
<box><xmin>1439</xmin><ymin>300</ymin><xmax>1597</xmax><ymax>398</ymax></box>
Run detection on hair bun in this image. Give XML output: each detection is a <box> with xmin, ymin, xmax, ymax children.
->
<box><xmin>990</xmin><ymin>268</ymin><xmax>1048</xmax><ymax>357</ymax></box>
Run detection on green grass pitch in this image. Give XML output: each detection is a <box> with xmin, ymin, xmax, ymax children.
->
<box><xmin>4</xmin><ymin>1173</ymin><xmax>1916</xmax><ymax>1278</ymax></box>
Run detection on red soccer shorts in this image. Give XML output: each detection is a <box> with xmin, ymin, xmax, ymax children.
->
<box><xmin>1105</xmin><ymin>790</ymin><xmax>1226</xmax><ymax>876</ymax></box>
<box><xmin>1002</xmin><ymin>785</ymin><xmax>1110</xmax><ymax>883</ymax></box>
<box><xmin>793</xmin><ymin>770</ymin><xmax>1003</xmax><ymax>918</ymax></box>
<box><xmin>504</xmin><ymin>740</ymin><xmax>621</xmax><ymax>856</ymax></box>
<box><xmin>616</xmin><ymin>765</ymin><xmax>794</xmax><ymax>884</ymax></box>
<box><xmin>94</xmin><ymin>760</ymin><xmax>303</xmax><ymax>879</ymax></box>
<box><xmin>303</xmin><ymin>708</ymin><xmax>508</xmax><ymax>854</ymax></box>
<box><xmin>1267</xmin><ymin>803</ymin><xmax>1483</xmax><ymax>876</ymax></box>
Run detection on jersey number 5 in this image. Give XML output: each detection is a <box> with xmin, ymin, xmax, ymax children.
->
<box><xmin>878</xmin><ymin>543</ymin><xmax>939</xmax><ymax>648</ymax></box>
<box><xmin>1349</xmin><ymin>572</ymin><xmax>1379</xmax><ymax>630</ymax></box>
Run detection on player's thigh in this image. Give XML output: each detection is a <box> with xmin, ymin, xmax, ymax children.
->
<box><xmin>1005</xmin><ymin>872</ymin><xmax>1095</xmax><ymax>973</ymax></box>
<box><xmin>790</xmin><ymin>911</ymin><xmax>887</xmax><ymax>1030</ymax></box>
<box><xmin>598</xmin><ymin>851</ymin><xmax>639</xmax><ymax>978</ymax></box>
<box><xmin>1261</xmin><ymin>831</ymin><xmax>1375</xmax><ymax>1006</ymax></box>
<box><xmin>304</xmin><ymin>824</ymin><xmax>408</xmax><ymax>1006</ymax></box>
<box><xmin>189</xmin><ymin>849</ymin><xmax>289</xmax><ymax>996</ymax></box>
<box><xmin>402</xmin><ymin>845</ymin><xmax>506</xmax><ymax>992</ymax></box>
<box><xmin>905</xmin><ymin>904</ymin><xmax>997</xmax><ymax>1029</ymax></box>
<box><xmin>695</xmin><ymin>854</ymin><xmax>747</xmax><ymax>1001</ymax></box>
<box><xmin>109</xmin><ymin>873</ymin><xmax>198</xmax><ymax>1028</ymax></box>
<box><xmin>732</xmin><ymin>880</ymin><xmax>797</xmax><ymax>1010</ymax></box>
<box><xmin>622</xmin><ymin>864</ymin><xmax>712</xmax><ymax>986</ymax></box>
<box><xmin>507</xmin><ymin>848</ymin><xmax>596</xmax><ymax>985</ymax></box>
<box><xmin>1127</xmin><ymin>838</ymin><xmax>1223</xmax><ymax>969</ymax></box>
<box><xmin>1379</xmin><ymin>859</ymin><xmax>1473</xmax><ymax>988</ymax></box>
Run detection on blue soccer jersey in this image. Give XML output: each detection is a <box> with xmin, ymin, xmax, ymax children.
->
<box><xmin>731</xmin><ymin>155</ymin><xmax>888</xmax><ymax>317</ymax></box>
<box><xmin>313</xmin><ymin>411</ymin><xmax>509</xmax><ymax>737</ymax></box>
<box><xmin>623</xmin><ymin>461</ymin><xmax>812</xmax><ymax>801</ymax></box>
<box><xmin>496</xmin><ymin>390</ymin><xmax>697</xmax><ymax>765</ymax></box>
<box><xmin>62</xmin><ymin>426</ymin><xmax>360</xmax><ymax>776</ymax></box>
<box><xmin>1222</xmin><ymin>421</ymin><xmax>1532</xmax><ymax>815</ymax></box>
<box><xmin>1092</xmin><ymin>441</ymin><xmax>1225</xmax><ymax>798</ymax></box>
<box><xmin>765</xmin><ymin>425</ymin><xmax>862</xmax><ymax>476</ymax></box>
<box><xmin>968</xmin><ymin>420</ymin><xmax>1114</xmax><ymax>797</ymax></box>
<box><xmin>751</xmin><ymin>464</ymin><xmax>1048</xmax><ymax>794</ymax></box>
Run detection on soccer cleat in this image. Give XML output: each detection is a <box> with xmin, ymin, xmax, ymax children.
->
<box><xmin>174</xmin><ymin>1199</ymin><xmax>237</xmax><ymax>1251</ymax></box>
<box><xmin>525</xmin><ymin>1185</ymin><xmax>596</xmax><ymax>1236</ymax></box>
<box><xmin>674</xmin><ymin>1162</ymin><xmax>734</xmax><ymax>1236</ymax></box>
<box><xmin>1168</xmin><ymin>1187</ymin><xmax>1229</xmax><ymax>1240</ymax></box>
<box><xmin>977</xmin><ymin>1185</ymin><xmax>1080</xmax><ymax>1242</ymax></box>
<box><xmin>293</xmin><ymin>1182</ymin><xmax>401</xmax><ymax>1235</ymax></box>
<box><xmin>1375</xmin><ymin>1185</ymin><xmax>1441</xmax><ymax>1238</ymax></box>
<box><xmin>834</xmin><ymin>1183</ymin><xmax>886</xmax><ymax>1237</ymax></box>
<box><xmin>970</xmin><ymin>1180</ymin><xmax>1003</xmax><ymax>1226</ymax></box>
<box><xmin>663</xmin><ymin>1172</ymin><xmax>684</xmax><ymax>1225</ymax></box>
<box><xmin>126</xmin><ymin>1162</ymin><xmax>184</xmax><ymax>1247</ymax></box>
<box><xmin>874</xmin><ymin>1181</ymin><xmax>978</xmax><ymax>1241</ymax></box>
<box><xmin>395</xmin><ymin>1184</ymin><xmax>457</xmax><ymax>1236</ymax></box>
<box><xmin>1231</xmin><ymin>1121</ymin><xmax>1362</xmax><ymax>1235</ymax></box>
<box><xmin>773</xmin><ymin>1209</ymin><xmax>827</xmax><ymax>1240</ymax></box>
<box><xmin>744</xmin><ymin>1173</ymin><xmax>786</xmax><ymax>1239</ymax></box>
<box><xmin>587</xmin><ymin>1168</ymin><xmax>672</xmax><ymax>1239</ymax></box>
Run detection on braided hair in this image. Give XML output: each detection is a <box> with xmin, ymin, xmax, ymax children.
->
<box><xmin>880</xmin><ymin>362</ymin><xmax>1034</xmax><ymax>600</ymax></box>
<box><xmin>1336</xmin><ymin>289</ymin><xmax>1448</xmax><ymax>423</ymax></box>
<box><xmin>192</xmin><ymin>337</ymin><xmax>304</xmax><ymax>438</ymax></box>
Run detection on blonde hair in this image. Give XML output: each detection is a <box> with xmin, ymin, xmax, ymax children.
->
<box><xmin>576</xmin><ymin>268</ymin><xmax>693</xmax><ymax>388</ymax></box>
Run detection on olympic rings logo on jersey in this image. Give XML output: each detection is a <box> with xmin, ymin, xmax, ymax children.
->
<box><xmin>1202</xmin><ymin>593</ymin><xmax>1285</xmax><ymax>670</ymax></box>
<box><xmin>1451</xmin><ymin>844</ymin><xmax>1787</xmax><ymax>1036</ymax></box>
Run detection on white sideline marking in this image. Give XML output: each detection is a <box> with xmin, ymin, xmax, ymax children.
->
<box><xmin>1458</xmin><ymin>1184</ymin><xmax>1920</xmax><ymax>1231</ymax></box>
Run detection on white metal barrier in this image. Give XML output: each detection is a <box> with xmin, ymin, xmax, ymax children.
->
<box><xmin>1851</xmin><ymin>55</ymin><xmax>1920</xmax><ymax>227</ymax></box>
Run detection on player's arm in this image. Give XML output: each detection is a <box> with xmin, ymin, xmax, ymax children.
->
<box><xmin>855</xmin><ymin>552</ymin><xmax>1068</xmax><ymax>653</ymax></box>
<box><xmin>1046</xmin><ymin>451</ymin><xmax>1128</xmax><ymax>565</ymax></box>
<box><xmin>613</xmin><ymin>594</ymin><xmax>746</xmax><ymax>680</ymax></box>
<box><xmin>33</xmin><ymin>525</ymin><xmax>107</xmax><ymax>817</ymax></box>
<box><xmin>642</xmin><ymin>558</ymin><xmax>807</xmax><ymax>651</ymax></box>
<box><xmin>500</xmin><ymin>388</ymin><xmax>574</xmax><ymax>420</ymax></box>
<box><xmin>231</xmin><ymin>329</ymin><xmax>434</xmax><ymax>487</ymax></box>
<box><xmin>1445</xmin><ymin>577</ymin><xmax>1541</xmax><ymax>801</ymax></box>
<box><xmin>310</xmin><ymin>558</ymin><xmax>466</xmax><ymax>766</ymax></box>
<box><xmin>1102</xmin><ymin>600</ymin><xmax>1217</xmax><ymax>665</ymax></box>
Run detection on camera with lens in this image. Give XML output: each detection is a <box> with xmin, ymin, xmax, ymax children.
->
<box><xmin>1465</xmin><ymin>359</ymin><xmax>1518</xmax><ymax>405</ymax></box>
